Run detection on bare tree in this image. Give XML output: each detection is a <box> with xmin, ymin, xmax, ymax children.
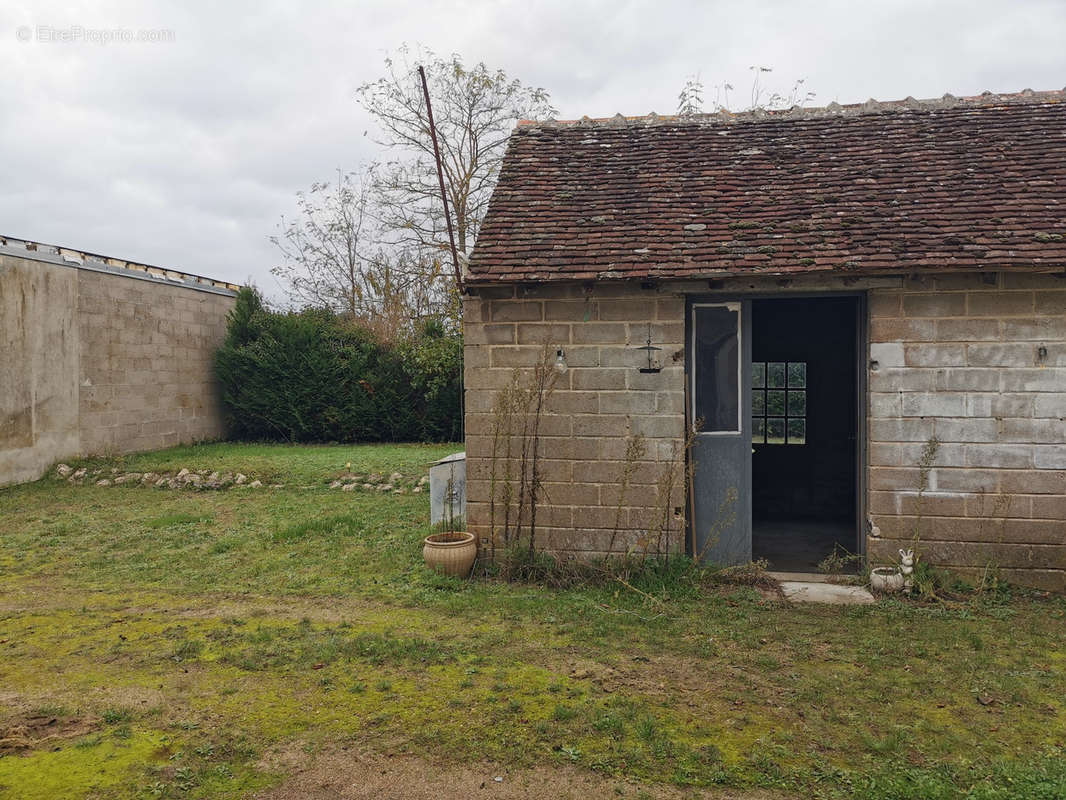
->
<box><xmin>270</xmin><ymin>167</ymin><xmax>448</xmax><ymax>340</ymax></box>
<box><xmin>357</xmin><ymin>46</ymin><xmax>556</xmax><ymax>284</ymax></box>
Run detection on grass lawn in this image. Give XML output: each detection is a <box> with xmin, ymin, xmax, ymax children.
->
<box><xmin>1</xmin><ymin>442</ymin><xmax>1064</xmax><ymax>799</ymax></box>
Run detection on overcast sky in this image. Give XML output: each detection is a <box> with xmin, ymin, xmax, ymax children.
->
<box><xmin>2</xmin><ymin>1</ymin><xmax>1064</xmax><ymax>299</ymax></box>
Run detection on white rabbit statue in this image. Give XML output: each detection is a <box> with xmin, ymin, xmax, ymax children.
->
<box><xmin>899</xmin><ymin>549</ymin><xmax>915</xmax><ymax>592</ymax></box>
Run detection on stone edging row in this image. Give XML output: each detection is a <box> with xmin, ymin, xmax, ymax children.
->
<box><xmin>53</xmin><ymin>464</ymin><xmax>431</xmax><ymax>494</ymax></box>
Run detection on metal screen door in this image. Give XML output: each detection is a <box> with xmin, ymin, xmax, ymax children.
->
<box><xmin>690</xmin><ymin>302</ymin><xmax>752</xmax><ymax>565</ymax></box>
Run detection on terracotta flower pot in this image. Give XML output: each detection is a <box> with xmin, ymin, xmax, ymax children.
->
<box><xmin>423</xmin><ymin>531</ymin><xmax>477</xmax><ymax>578</ymax></box>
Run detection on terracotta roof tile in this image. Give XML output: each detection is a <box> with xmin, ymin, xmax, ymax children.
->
<box><xmin>467</xmin><ymin>90</ymin><xmax>1066</xmax><ymax>283</ymax></box>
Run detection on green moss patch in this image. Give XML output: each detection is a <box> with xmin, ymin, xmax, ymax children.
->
<box><xmin>2</xmin><ymin>443</ymin><xmax>1065</xmax><ymax>798</ymax></box>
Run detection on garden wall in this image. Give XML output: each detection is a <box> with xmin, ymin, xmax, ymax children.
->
<box><xmin>0</xmin><ymin>241</ymin><xmax>237</xmax><ymax>486</ymax></box>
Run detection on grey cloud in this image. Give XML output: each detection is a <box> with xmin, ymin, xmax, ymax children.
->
<box><xmin>1</xmin><ymin>0</ymin><xmax>1063</xmax><ymax>296</ymax></box>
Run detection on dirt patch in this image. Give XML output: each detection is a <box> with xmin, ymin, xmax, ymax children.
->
<box><xmin>254</xmin><ymin>746</ymin><xmax>793</xmax><ymax>800</ymax></box>
<box><xmin>0</xmin><ymin>713</ymin><xmax>98</xmax><ymax>754</ymax></box>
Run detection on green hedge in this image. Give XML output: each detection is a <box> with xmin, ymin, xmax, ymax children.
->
<box><xmin>214</xmin><ymin>288</ymin><xmax>462</xmax><ymax>443</ymax></box>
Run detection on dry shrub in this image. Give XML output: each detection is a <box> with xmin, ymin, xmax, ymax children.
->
<box><xmin>707</xmin><ymin>558</ymin><xmax>776</xmax><ymax>588</ymax></box>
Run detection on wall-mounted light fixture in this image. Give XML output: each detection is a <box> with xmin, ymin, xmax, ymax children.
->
<box><xmin>1037</xmin><ymin>345</ymin><xmax>1048</xmax><ymax>367</ymax></box>
<box><xmin>554</xmin><ymin>348</ymin><xmax>568</xmax><ymax>374</ymax></box>
<box><xmin>636</xmin><ymin>324</ymin><xmax>662</xmax><ymax>374</ymax></box>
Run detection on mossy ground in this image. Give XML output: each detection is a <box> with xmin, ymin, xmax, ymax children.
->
<box><xmin>1</xmin><ymin>442</ymin><xmax>1064</xmax><ymax>798</ymax></box>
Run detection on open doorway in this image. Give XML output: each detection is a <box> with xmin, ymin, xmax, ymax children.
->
<box><xmin>750</xmin><ymin>296</ymin><xmax>860</xmax><ymax>572</ymax></box>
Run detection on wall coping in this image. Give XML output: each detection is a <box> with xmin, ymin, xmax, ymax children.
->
<box><xmin>0</xmin><ymin>236</ymin><xmax>240</xmax><ymax>297</ymax></box>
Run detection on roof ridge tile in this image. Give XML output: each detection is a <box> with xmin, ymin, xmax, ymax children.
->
<box><xmin>516</xmin><ymin>88</ymin><xmax>1065</xmax><ymax>128</ymax></box>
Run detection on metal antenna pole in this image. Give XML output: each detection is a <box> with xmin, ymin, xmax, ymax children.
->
<box><xmin>418</xmin><ymin>65</ymin><xmax>463</xmax><ymax>292</ymax></box>
<box><xmin>418</xmin><ymin>65</ymin><xmax>465</xmax><ymax>444</ymax></box>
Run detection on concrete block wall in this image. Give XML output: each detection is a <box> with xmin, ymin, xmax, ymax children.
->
<box><xmin>77</xmin><ymin>269</ymin><xmax>234</xmax><ymax>455</ymax></box>
<box><xmin>464</xmin><ymin>272</ymin><xmax>1064</xmax><ymax>589</ymax></box>
<box><xmin>867</xmin><ymin>272</ymin><xmax>1066</xmax><ymax>591</ymax></box>
<box><xmin>1</xmin><ymin>251</ymin><xmax>235</xmax><ymax>485</ymax></box>
<box><xmin>464</xmin><ymin>282</ymin><xmax>687</xmax><ymax>557</ymax></box>
<box><xmin>0</xmin><ymin>256</ymin><xmax>81</xmax><ymax>485</ymax></box>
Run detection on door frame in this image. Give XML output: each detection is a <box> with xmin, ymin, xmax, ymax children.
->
<box><xmin>684</xmin><ymin>290</ymin><xmax>868</xmax><ymax>562</ymax></box>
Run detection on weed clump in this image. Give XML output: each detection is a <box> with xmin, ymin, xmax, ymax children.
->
<box><xmin>707</xmin><ymin>559</ymin><xmax>776</xmax><ymax>589</ymax></box>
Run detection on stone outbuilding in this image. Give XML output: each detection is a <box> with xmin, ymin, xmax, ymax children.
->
<box><xmin>462</xmin><ymin>90</ymin><xmax>1066</xmax><ymax>591</ymax></box>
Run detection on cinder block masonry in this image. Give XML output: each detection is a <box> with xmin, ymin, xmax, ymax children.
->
<box><xmin>866</xmin><ymin>272</ymin><xmax>1066</xmax><ymax>591</ymax></box>
<box><xmin>464</xmin><ymin>282</ymin><xmax>687</xmax><ymax>557</ymax></box>
<box><xmin>466</xmin><ymin>273</ymin><xmax>1066</xmax><ymax>591</ymax></box>
<box><xmin>1</xmin><ymin>239</ymin><xmax>236</xmax><ymax>486</ymax></box>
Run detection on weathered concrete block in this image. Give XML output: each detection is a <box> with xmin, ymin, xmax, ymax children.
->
<box><xmin>870</xmin><ymin>318</ymin><xmax>937</xmax><ymax>342</ymax></box>
<box><xmin>999</xmin><ymin>469</ymin><xmax>1066</xmax><ymax>495</ymax></box>
<box><xmin>932</xmin><ymin>418</ymin><xmax>999</xmax><ymax>443</ymax></box>
<box><xmin>869</xmin><ymin>392</ymin><xmax>902</xmax><ymax>418</ymax></box>
<box><xmin>572</xmin><ymin>323</ymin><xmax>628</xmax><ymax>344</ymax></box>
<box><xmin>868</xmin><ymin>292</ymin><xmax>902</xmax><ymax>318</ymax></box>
<box><xmin>599</xmin><ymin>390</ymin><xmax>655</xmax><ymax>414</ymax></box>
<box><xmin>967</xmin><ymin>291</ymin><xmax>1034</xmax><ymax>316</ymax></box>
<box><xmin>490</xmin><ymin>346</ymin><xmax>543</xmax><ymax>368</ymax></box>
<box><xmin>935</xmin><ymin>368</ymin><xmax>1000</xmax><ymax>392</ymax></box>
<box><xmin>572</xmin><ymin>368</ymin><xmax>627</xmax><ymax>391</ymax></box>
<box><xmin>545</xmin><ymin>300</ymin><xmax>597</xmax><ymax>321</ymax></box>
<box><xmin>630</xmin><ymin>415</ymin><xmax>683</xmax><ymax>439</ymax></box>
<box><xmin>936</xmin><ymin>318</ymin><xmax>1002</xmax><ymax>342</ymax></box>
<box><xmin>992</xmin><ymin>393</ymin><xmax>1037</xmax><ymax>418</ymax></box>
<box><xmin>572</xmin><ymin>414</ymin><xmax>631</xmax><ymax>438</ymax></box>
<box><xmin>901</xmin><ymin>392</ymin><xmax>967</xmax><ymax>418</ymax></box>
<box><xmin>904</xmin><ymin>344</ymin><xmax>967</xmax><ymax>367</ymax></box>
<box><xmin>1034</xmin><ymin>290</ymin><xmax>1066</xmax><ymax>315</ymax></box>
<box><xmin>902</xmin><ymin>293</ymin><xmax>966</xmax><ymax>317</ymax></box>
<box><xmin>967</xmin><ymin>343</ymin><xmax>1041</xmax><ymax>367</ymax></box>
<box><xmin>870</xmin><ymin>342</ymin><xmax>905</xmax><ymax>368</ymax></box>
<box><xmin>517</xmin><ymin>323</ymin><xmax>571</xmax><ymax>345</ymax></box>
<box><xmin>963</xmin><ymin>444</ymin><xmax>1033</xmax><ymax>469</ymax></box>
<box><xmin>1001</xmin><ymin>368</ymin><xmax>1066</xmax><ymax>392</ymax></box>
<box><xmin>869</xmin><ymin>369</ymin><xmax>938</xmax><ymax>393</ymax></box>
<box><xmin>1034</xmin><ymin>394</ymin><xmax>1066</xmax><ymax>418</ymax></box>
<box><xmin>656</xmin><ymin>297</ymin><xmax>685</xmax><ymax>320</ymax></box>
<box><xmin>599</xmin><ymin>299</ymin><xmax>657</xmax><ymax>321</ymax></box>
<box><xmin>870</xmin><ymin>418</ymin><xmax>936</xmax><ymax>442</ymax></box>
<box><xmin>1033</xmin><ymin>446</ymin><xmax>1066</xmax><ymax>469</ymax></box>
<box><xmin>998</xmin><ymin>418</ymin><xmax>1066</xmax><ymax>444</ymax></box>
<box><xmin>490</xmin><ymin>301</ymin><xmax>543</xmax><ymax>322</ymax></box>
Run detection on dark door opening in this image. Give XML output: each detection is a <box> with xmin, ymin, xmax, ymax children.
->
<box><xmin>750</xmin><ymin>297</ymin><xmax>859</xmax><ymax>571</ymax></box>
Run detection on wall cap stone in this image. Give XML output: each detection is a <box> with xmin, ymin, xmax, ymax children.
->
<box><xmin>0</xmin><ymin>236</ymin><xmax>240</xmax><ymax>297</ymax></box>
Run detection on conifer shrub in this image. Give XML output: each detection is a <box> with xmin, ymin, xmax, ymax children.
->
<box><xmin>214</xmin><ymin>288</ymin><xmax>461</xmax><ymax>442</ymax></box>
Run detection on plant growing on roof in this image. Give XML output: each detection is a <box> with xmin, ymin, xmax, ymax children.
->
<box><xmin>677</xmin><ymin>74</ymin><xmax>705</xmax><ymax>116</ymax></box>
<box><xmin>675</xmin><ymin>67</ymin><xmax>815</xmax><ymax>113</ymax></box>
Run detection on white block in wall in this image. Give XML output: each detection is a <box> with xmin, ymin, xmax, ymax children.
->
<box><xmin>870</xmin><ymin>342</ymin><xmax>905</xmax><ymax>368</ymax></box>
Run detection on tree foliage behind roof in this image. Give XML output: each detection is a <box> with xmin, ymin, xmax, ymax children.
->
<box><xmin>357</xmin><ymin>45</ymin><xmax>557</xmax><ymax>259</ymax></box>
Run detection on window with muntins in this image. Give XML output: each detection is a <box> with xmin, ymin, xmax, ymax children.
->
<box><xmin>752</xmin><ymin>361</ymin><xmax>806</xmax><ymax>445</ymax></box>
